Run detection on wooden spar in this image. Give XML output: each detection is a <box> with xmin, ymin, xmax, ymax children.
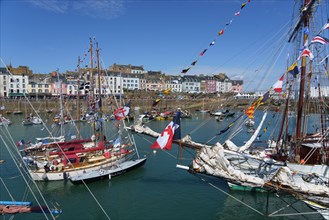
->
<box><xmin>295</xmin><ymin>0</ymin><xmax>311</xmax><ymax>161</ymax></box>
<box><xmin>288</xmin><ymin>0</ymin><xmax>316</xmax><ymax>42</ymax></box>
<box><xmin>96</xmin><ymin>42</ymin><xmax>103</xmax><ymax>139</ymax></box>
<box><xmin>89</xmin><ymin>37</ymin><xmax>97</xmax><ymax>143</ymax></box>
<box><xmin>77</xmin><ymin>56</ymin><xmax>81</xmax><ymax>139</ymax></box>
<box><xmin>318</xmin><ymin>84</ymin><xmax>326</xmax><ymax>158</ymax></box>
<box><xmin>276</xmin><ymin>84</ymin><xmax>291</xmax><ymax>152</ymax></box>
<box><xmin>96</xmin><ymin>42</ymin><xmax>102</xmax><ymax>114</ymax></box>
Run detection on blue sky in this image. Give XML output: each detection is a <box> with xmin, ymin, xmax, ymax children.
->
<box><xmin>0</xmin><ymin>0</ymin><xmax>295</xmax><ymax>91</ymax></box>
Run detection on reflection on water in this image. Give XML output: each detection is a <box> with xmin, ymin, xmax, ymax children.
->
<box><xmin>0</xmin><ymin>111</ymin><xmax>323</xmax><ymax>220</ymax></box>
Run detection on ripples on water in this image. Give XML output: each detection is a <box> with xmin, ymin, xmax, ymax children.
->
<box><xmin>0</xmin><ymin>111</ymin><xmax>323</xmax><ymax>220</ymax></box>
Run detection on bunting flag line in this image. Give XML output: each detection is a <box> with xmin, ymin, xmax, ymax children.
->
<box><xmin>163</xmin><ymin>88</ymin><xmax>172</xmax><ymax>95</ymax></box>
<box><xmin>199</xmin><ymin>49</ymin><xmax>207</xmax><ymax>56</ymax></box>
<box><xmin>287</xmin><ymin>62</ymin><xmax>299</xmax><ymax>78</ymax></box>
<box><xmin>273</xmin><ymin>75</ymin><xmax>284</xmax><ymax>93</ymax></box>
<box><xmin>217</xmin><ymin>114</ymin><xmax>243</xmax><ymax>135</ymax></box>
<box><xmin>218</xmin><ymin>30</ymin><xmax>224</xmax><ymax>36</ymax></box>
<box><xmin>245</xmin><ymin>103</ymin><xmax>255</xmax><ymax>119</ymax></box>
<box><xmin>152</xmin><ymin>98</ymin><xmax>161</xmax><ymax>107</ymax></box>
<box><xmin>245</xmin><ymin>91</ymin><xmax>269</xmax><ymax>119</ymax></box>
<box><xmin>298</xmin><ymin>48</ymin><xmax>314</xmax><ymax>60</ymax></box>
<box><xmin>181</xmin><ymin>67</ymin><xmax>191</xmax><ymax>74</ymax></box>
<box><xmin>180</xmin><ymin>1</ymin><xmax>251</xmax><ymax>74</ymax></box>
<box><xmin>310</xmin><ymin>35</ymin><xmax>329</xmax><ymax>45</ymax></box>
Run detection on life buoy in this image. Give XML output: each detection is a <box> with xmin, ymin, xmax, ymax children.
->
<box><xmin>50</xmin><ymin>165</ymin><xmax>56</xmax><ymax>171</ymax></box>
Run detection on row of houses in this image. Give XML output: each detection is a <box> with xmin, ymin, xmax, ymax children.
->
<box><xmin>0</xmin><ymin>64</ymin><xmax>243</xmax><ymax>98</ymax></box>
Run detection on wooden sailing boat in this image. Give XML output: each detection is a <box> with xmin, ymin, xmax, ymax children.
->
<box><xmin>69</xmin><ymin>39</ymin><xmax>146</xmax><ymax>183</ymax></box>
<box><xmin>188</xmin><ymin>1</ymin><xmax>329</xmax><ymax>218</ymax></box>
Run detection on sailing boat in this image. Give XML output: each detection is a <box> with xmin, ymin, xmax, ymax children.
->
<box><xmin>69</xmin><ymin>41</ymin><xmax>146</xmax><ymax>183</ymax></box>
<box><xmin>126</xmin><ymin>0</ymin><xmax>328</xmax><ymax>218</ymax></box>
<box><xmin>0</xmin><ymin>122</ymin><xmax>62</xmax><ymax>217</ymax></box>
<box><xmin>184</xmin><ymin>0</ymin><xmax>329</xmax><ymax>218</ymax></box>
<box><xmin>0</xmin><ymin>114</ymin><xmax>11</xmax><ymax>126</ymax></box>
<box><xmin>199</xmin><ymin>98</ymin><xmax>210</xmax><ymax>113</ymax></box>
<box><xmin>22</xmin><ymin>38</ymin><xmax>146</xmax><ymax>183</ymax></box>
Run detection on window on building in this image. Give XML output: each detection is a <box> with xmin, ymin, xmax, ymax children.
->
<box><xmin>22</xmin><ymin>79</ymin><xmax>25</xmax><ymax>83</ymax></box>
<box><xmin>45</xmin><ymin>84</ymin><xmax>49</xmax><ymax>88</ymax></box>
<box><xmin>38</xmin><ymin>89</ymin><xmax>42</xmax><ymax>93</ymax></box>
<box><xmin>32</xmin><ymin>89</ymin><xmax>36</xmax><ymax>93</ymax></box>
<box><xmin>45</xmin><ymin>89</ymin><xmax>49</xmax><ymax>93</ymax></box>
<box><xmin>38</xmin><ymin>85</ymin><xmax>42</xmax><ymax>88</ymax></box>
<box><xmin>32</xmin><ymin>84</ymin><xmax>36</xmax><ymax>88</ymax></box>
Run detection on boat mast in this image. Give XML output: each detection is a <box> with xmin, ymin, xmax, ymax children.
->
<box><xmin>57</xmin><ymin>69</ymin><xmax>64</xmax><ymax>137</ymax></box>
<box><xmin>96</xmin><ymin>42</ymin><xmax>102</xmax><ymax>114</ymax></box>
<box><xmin>295</xmin><ymin>0</ymin><xmax>311</xmax><ymax>161</ymax></box>
<box><xmin>89</xmin><ymin>37</ymin><xmax>97</xmax><ymax>142</ymax></box>
<box><xmin>77</xmin><ymin>56</ymin><xmax>81</xmax><ymax>139</ymax></box>
<box><xmin>96</xmin><ymin>41</ymin><xmax>103</xmax><ymax>139</ymax></box>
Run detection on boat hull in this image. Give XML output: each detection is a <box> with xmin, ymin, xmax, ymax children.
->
<box><xmin>27</xmin><ymin>156</ymin><xmax>127</xmax><ymax>181</ymax></box>
<box><xmin>69</xmin><ymin>158</ymin><xmax>147</xmax><ymax>184</ymax></box>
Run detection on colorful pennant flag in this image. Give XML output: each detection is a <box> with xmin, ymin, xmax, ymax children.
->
<box><xmin>191</xmin><ymin>60</ymin><xmax>198</xmax><ymax>66</ymax></box>
<box><xmin>245</xmin><ymin>104</ymin><xmax>255</xmax><ymax>119</ymax></box>
<box><xmin>199</xmin><ymin>49</ymin><xmax>207</xmax><ymax>56</ymax></box>
<box><xmin>181</xmin><ymin>67</ymin><xmax>190</xmax><ymax>74</ymax></box>
<box><xmin>273</xmin><ymin>76</ymin><xmax>284</xmax><ymax>93</ymax></box>
<box><xmin>164</xmin><ymin>88</ymin><xmax>172</xmax><ymax>95</ymax></box>
<box><xmin>298</xmin><ymin>48</ymin><xmax>314</xmax><ymax>60</ymax></box>
<box><xmin>287</xmin><ymin>62</ymin><xmax>299</xmax><ymax>78</ymax></box>
<box><xmin>152</xmin><ymin>98</ymin><xmax>161</xmax><ymax>107</ymax></box>
<box><xmin>310</xmin><ymin>35</ymin><xmax>329</xmax><ymax>45</ymax></box>
<box><xmin>218</xmin><ymin>30</ymin><xmax>224</xmax><ymax>36</ymax></box>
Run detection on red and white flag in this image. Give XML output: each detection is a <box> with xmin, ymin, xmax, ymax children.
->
<box><xmin>298</xmin><ymin>48</ymin><xmax>314</xmax><ymax>60</ymax></box>
<box><xmin>114</xmin><ymin>106</ymin><xmax>130</xmax><ymax>120</ymax></box>
<box><xmin>273</xmin><ymin>76</ymin><xmax>284</xmax><ymax>93</ymax></box>
<box><xmin>310</xmin><ymin>35</ymin><xmax>329</xmax><ymax>45</ymax></box>
<box><xmin>150</xmin><ymin>122</ymin><xmax>175</xmax><ymax>150</ymax></box>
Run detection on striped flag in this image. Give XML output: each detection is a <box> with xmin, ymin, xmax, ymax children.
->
<box><xmin>310</xmin><ymin>35</ymin><xmax>329</xmax><ymax>45</ymax></box>
<box><xmin>273</xmin><ymin>76</ymin><xmax>284</xmax><ymax>93</ymax></box>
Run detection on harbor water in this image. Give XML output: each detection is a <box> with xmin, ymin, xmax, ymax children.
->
<box><xmin>0</xmin><ymin>110</ymin><xmax>324</xmax><ymax>220</ymax></box>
